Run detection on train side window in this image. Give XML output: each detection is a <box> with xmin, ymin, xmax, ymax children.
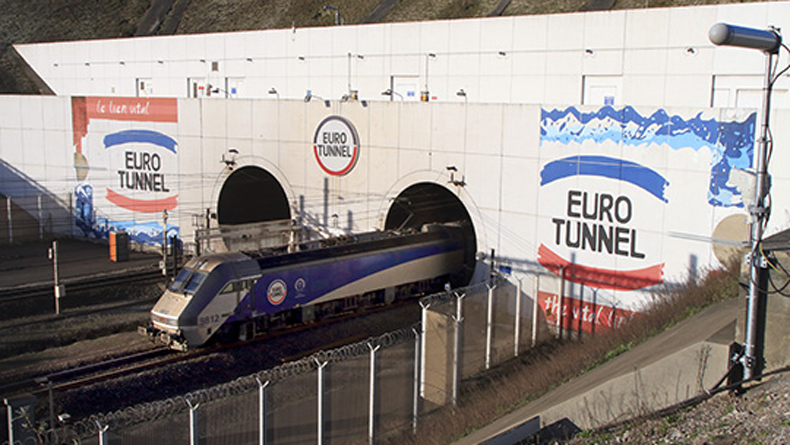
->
<box><xmin>233</xmin><ymin>281</ymin><xmax>245</xmax><ymax>292</ymax></box>
<box><xmin>220</xmin><ymin>283</ymin><xmax>235</xmax><ymax>294</ymax></box>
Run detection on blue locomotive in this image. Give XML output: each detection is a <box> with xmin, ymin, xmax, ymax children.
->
<box><xmin>141</xmin><ymin>223</ymin><xmax>470</xmax><ymax>350</ymax></box>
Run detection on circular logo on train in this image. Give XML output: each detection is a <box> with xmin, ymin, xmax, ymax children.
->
<box><xmin>267</xmin><ymin>279</ymin><xmax>287</xmax><ymax>305</ymax></box>
<box><xmin>313</xmin><ymin>116</ymin><xmax>360</xmax><ymax>176</ymax></box>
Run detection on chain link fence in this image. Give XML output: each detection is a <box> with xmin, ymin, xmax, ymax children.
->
<box><xmin>4</xmin><ymin>273</ymin><xmax>566</xmax><ymax>445</ymax></box>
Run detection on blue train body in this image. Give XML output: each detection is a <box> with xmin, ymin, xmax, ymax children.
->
<box><xmin>143</xmin><ymin>223</ymin><xmax>469</xmax><ymax>350</ymax></box>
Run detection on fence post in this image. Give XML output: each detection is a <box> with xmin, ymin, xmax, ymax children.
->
<box><xmin>418</xmin><ymin>301</ymin><xmax>430</xmax><ymax>398</ymax></box>
<box><xmin>316</xmin><ymin>359</ymin><xmax>328</xmax><ymax>445</ymax></box>
<box><xmin>368</xmin><ymin>343</ymin><xmax>380</xmax><ymax>445</ymax></box>
<box><xmin>187</xmin><ymin>399</ymin><xmax>199</xmax><ymax>445</ymax></box>
<box><xmin>37</xmin><ymin>195</ymin><xmax>43</xmax><ymax>240</ymax></box>
<box><xmin>515</xmin><ymin>278</ymin><xmax>522</xmax><ymax>357</ymax></box>
<box><xmin>411</xmin><ymin>327</ymin><xmax>420</xmax><ymax>434</ymax></box>
<box><xmin>256</xmin><ymin>378</ymin><xmax>269</xmax><ymax>445</ymax></box>
<box><xmin>486</xmin><ymin>284</ymin><xmax>494</xmax><ymax>370</ymax></box>
<box><xmin>558</xmin><ymin>267</ymin><xmax>565</xmax><ymax>340</ymax></box>
<box><xmin>532</xmin><ymin>275</ymin><xmax>540</xmax><ymax>348</ymax></box>
<box><xmin>49</xmin><ymin>240</ymin><xmax>62</xmax><ymax>315</ymax></box>
<box><xmin>95</xmin><ymin>419</ymin><xmax>108</xmax><ymax>445</ymax></box>
<box><xmin>452</xmin><ymin>292</ymin><xmax>465</xmax><ymax>406</ymax></box>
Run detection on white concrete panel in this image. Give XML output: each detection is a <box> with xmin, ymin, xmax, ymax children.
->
<box><xmin>544</xmin><ymin>76</ymin><xmax>581</xmax><ymax>105</ymax></box>
<box><xmin>545</xmin><ymin>51</ymin><xmax>582</xmax><ymax>76</ymax></box>
<box><xmin>1</xmin><ymin>128</ymin><xmax>24</xmax><ymax>167</ymax></box>
<box><xmin>547</xmin><ymin>13</ymin><xmax>585</xmax><ymax>50</ymax></box>
<box><xmin>582</xmin><ymin>49</ymin><xmax>623</xmax><ymax>76</ymax></box>
<box><xmin>397</xmin><ymin>103</ymin><xmax>431</xmax><ymax>151</ymax></box>
<box><xmin>512</xmin><ymin>15</ymin><xmax>548</xmax><ymax>51</ymax></box>
<box><xmin>501</xmin><ymin>156</ymin><xmax>541</xmax><ymax>217</ymax></box>
<box><xmin>388</xmin><ymin>22</ymin><xmax>420</xmax><ymax>54</ymax></box>
<box><xmin>510</xmin><ymin>75</ymin><xmax>546</xmax><ymax>104</ymax></box>
<box><xmin>624</xmin><ymin>8</ymin><xmax>670</xmax><ymax>49</ymax></box>
<box><xmin>19</xmin><ymin>96</ymin><xmax>43</xmax><ymax>130</ymax></box>
<box><xmin>667</xmin><ymin>6</ymin><xmax>716</xmax><ymax>49</ymax></box>
<box><xmin>511</xmin><ymin>52</ymin><xmax>546</xmax><ymax>77</ymax></box>
<box><xmin>465</xmin><ymin>153</ymin><xmax>501</xmax><ymax>210</ymax></box>
<box><xmin>714</xmin><ymin>2</ymin><xmax>770</xmax><ymax>30</ymax></box>
<box><xmin>666</xmin><ymin>46</ymin><xmax>714</xmax><ymax>76</ymax></box>
<box><xmin>0</xmin><ymin>96</ymin><xmax>22</xmax><ymax>129</ymax></box>
<box><xmin>448</xmin><ymin>53</ymin><xmax>481</xmax><ymax>78</ymax></box>
<box><xmin>663</xmin><ymin>75</ymin><xmax>711</xmax><ymax>108</ymax></box>
<box><xmin>331</xmin><ymin>26</ymin><xmax>359</xmax><ymax>56</ymax></box>
<box><xmin>430</xmin><ymin>103</ymin><xmax>465</xmax><ymax>154</ymax></box>
<box><xmin>584</xmin><ymin>11</ymin><xmax>626</xmax><ymax>49</ymax></box>
<box><xmin>496</xmin><ymin>211</ymin><xmax>539</xmax><ymax>263</ymax></box>
<box><xmin>225</xmin><ymin>33</ymin><xmax>247</xmax><ymax>61</ymax></box>
<box><xmin>201</xmin><ymin>100</ymin><xmax>228</xmax><ymax>139</ymax></box>
<box><xmin>465</xmin><ymin>104</ymin><xmax>503</xmax><ymax>156</ymax></box>
<box><xmin>420</xmin><ymin>20</ymin><xmax>450</xmax><ymax>55</ymax></box>
<box><xmin>41</xmin><ymin>97</ymin><xmax>69</xmax><ymax>132</ymax></box>
<box><xmin>502</xmin><ymin>104</ymin><xmax>540</xmax><ymax>159</ymax></box>
<box><xmin>478</xmin><ymin>75</ymin><xmax>512</xmax><ymax>104</ymax></box>
<box><xmin>449</xmin><ymin>19</ymin><xmax>482</xmax><ymax>53</ymax></box>
<box><xmin>622</xmin><ymin>75</ymin><xmax>666</xmax><ymax>107</ymax></box>
<box><xmin>623</xmin><ymin>47</ymin><xmax>667</xmax><ymax>76</ymax></box>
<box><xmin>357</xmin><ymin>26</ymin><xmax>386</xmax><ymax>56</ymax></box>
<box><xmin>226</xmin><ymin>99</ymin><xmax>253</xmax><ymax>140</ymax></box>
<box><xmin>480</xmin><ymin>51</ymin><xmax>512</xmax><ymax>78</ymax></box>
<box><xmin>480</xmin><ymin>16</ymin><xmax>514</xmax><ymax>52</ymax></box>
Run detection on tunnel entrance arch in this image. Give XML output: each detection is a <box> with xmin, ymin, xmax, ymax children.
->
<box><xmin>215</xmin><ymin>166</ymin><xmax>291</xmax><ymax>251</ymax></box>
<box><xmin>384</xmin><ymin>182</ymin><xmax>477</xmax><ymax>284</ymax></box>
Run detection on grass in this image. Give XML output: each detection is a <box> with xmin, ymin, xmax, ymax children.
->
<box><xmin>381</xmin><ymin>261</ymin><xmax>741</xmax><ymax>445</ymax></box>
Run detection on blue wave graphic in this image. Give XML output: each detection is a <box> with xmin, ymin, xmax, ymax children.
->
<box><xmin>540</xmin><ymin>106</ymin><xmax>756</xmax><ymax>207</ymax></box>
<box><xmin>104</xmin><ymin>129</ymin><xmax>178</xmax><ymax>154</ymax></box>
<box><xmin>541</xmin><ymin>155</ymin><xmax>669</xmax><ymax>202</ymax></box>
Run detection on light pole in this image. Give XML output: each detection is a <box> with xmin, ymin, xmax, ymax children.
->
<box><xmin>709</xmin><ymin>22</ymin><xmax>782</xmax><ymax>381</ymax></box>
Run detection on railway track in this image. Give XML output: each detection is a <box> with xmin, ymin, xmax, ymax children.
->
<box><xmin>0</xmin><ymin>298</ymin><xmax>419</xmax><ymax>404</ymax></box>
<box><xmin>0</xmin><ymin>268</ymin><xmax>164</xmax><ymax>302</ymax></box>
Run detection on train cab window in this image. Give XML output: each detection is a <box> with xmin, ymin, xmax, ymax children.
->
<box><xmin>168</xmin><ymin>269</ymin><xmax>192</xmax><ymax>293</ymax></box>
<box><xmin>220</xmin><ymin>282</ymin><xmax>235</xmax><ymax>294</ymax></box>
<box><xmin>183</xmin><ymin>271</ymin><xmax>207</xmax><ymax>295</ymax></box>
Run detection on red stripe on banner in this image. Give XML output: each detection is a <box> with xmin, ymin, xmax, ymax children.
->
<box><xmin>538</xmin><ymin>244</ymin><xmax>664</xmax><ymax>291</ymax></box>
<box><xmin>106</xmin><ymin>188</ymin><xmax>178</xmax><ymax>213</ymax></box>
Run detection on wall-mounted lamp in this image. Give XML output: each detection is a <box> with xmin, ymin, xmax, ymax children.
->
<box><xmin>446</xmin><ymin>165</ymin><xmax>458</xmax><ymax>172</ymax></box>
<box><xmin>222</xmin><ymin>148</ymin><xmax>239</xmax><ymax>169</ymax></box>
<box><xmin>84</xmin><ymin>61</ymin><xmax>90</xmax><ymax>66</ymax></box>
<box><xmin>199</xmin><ymin>58</ymin><xmax>206</xmax><ymax>63</ymax></box>
<box><xmin>119</xmin><ymin>61</ymin><xmax>125</xmax><ymax>66</ymax></box>
<box><xmin>427</xmin><ymin>52</ymin><xmax>436</xmax><ymax>58</ymax></box>
<box><xmin>305</xmin><ymin>93</ymin><xmax>331</xmax><ymax>107</ymax></box>
<box><xmin>298</xmin><ymin>56</ymin><xmax>306</xmax><ymax>61</ymax></box>
<box><xmin>268</xmin><ymin>87</ymin><xmax>279</xmax><ymax>99</ymax></box>
<box><xmin>381</xmin><ymin>89</ymin><xmax>404</xmax><ymax>100</ymax></box>
<box><xmin>446</xmin><ymin>165</ymin><xmax>465</xmax><ymax>187</ymax></box>
<box><xmin>584</xmin><ymin>48</ymin><xmax>594</xmax><ymax>55</ymax></box>
<box><xmin>157</xmin><ymin>60</ymin><xmax>164</xmax><ymax>64</ymax></box>
<box><xmin>685</xmin><ymin>46</ymin><xmax>697</xmax><ymax>54</ymax></box>
<box><xmin>498</xmin><ymin>51</ymin><xmax>507</xmax><ymax>56</ymax></box>
<box><xmin>456</xmin><ymin>89</ymin><xmax>466</xmax><ymax>97</ymax></box>
<box><xmin>53</xmin><ymin>62</ymin><xmax>59</xmax><ymax>67</ymax></box>
<box><xmin>246</xmin><ymin>57</ymin><xmax>253</xmax><ymax>62</ymax></box>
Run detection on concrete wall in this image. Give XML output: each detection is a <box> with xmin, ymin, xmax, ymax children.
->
<box><xmin>3</xmin><ymin>94</ymin><xmax>788</xmax><ymax>316</ymax></box>
<box><xmin>13</xmin><ymin>2</ymin><xmax>790</xmax><ymax>109</ymax></box>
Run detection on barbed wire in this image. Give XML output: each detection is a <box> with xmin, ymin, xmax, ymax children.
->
<box><xmin>41</xmin><ymin>323</ymin><xmax>418</xmax><ymax>442</ymax></box>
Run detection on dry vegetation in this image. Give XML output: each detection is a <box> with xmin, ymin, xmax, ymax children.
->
<box><xmin>381</xmin><ymin>264</ymin><xmax>741</xmax><ymax>445</ymax></box>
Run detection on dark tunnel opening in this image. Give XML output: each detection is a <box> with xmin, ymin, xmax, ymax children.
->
<box><xmin>217</xmin><ymin>166</ymin><xmax>290</xmax><ymax>225</ymax></box>
<box><xmin>384</xmin><ymin>182</ymin><xmax>477</xmax><ymax>284</ymax></box>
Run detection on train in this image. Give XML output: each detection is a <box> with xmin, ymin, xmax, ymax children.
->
<box><xmin>140</xmin><ymin>222</ymin><xmax>472</xmax><ymax>350</ymax></box>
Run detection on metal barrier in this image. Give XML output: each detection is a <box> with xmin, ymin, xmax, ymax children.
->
<box><xmin>16</xmin><ymin>273</ymin><xmax>574</xmax><ymax>444</ymax></box>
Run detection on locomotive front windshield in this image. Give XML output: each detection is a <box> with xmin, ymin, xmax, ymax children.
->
<box><xmin>168</xmin><ymin>268</ymin><xmax>208</xmax><ymax>296</ymax></box>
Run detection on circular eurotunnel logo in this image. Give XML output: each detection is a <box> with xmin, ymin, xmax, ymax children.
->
<box><xmin>313</xmin><ymin>116</ymin><xmax>360</xmax><ymax>176</ymax></box>
<box><xmin>267</xmin><ymin>279</ymin><xmax>287</xmax><ymax>305</ymax></box>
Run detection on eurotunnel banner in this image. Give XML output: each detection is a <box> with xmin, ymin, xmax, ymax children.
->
<box><xmin>536</xmin><ymin>105</ymin><xmax>756</xmax><ymax>326</ymax></box>
<box><xmin>71</xmin><ymin>97</ymin><xmax>180</xmax><ymax>246</ymax></box>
